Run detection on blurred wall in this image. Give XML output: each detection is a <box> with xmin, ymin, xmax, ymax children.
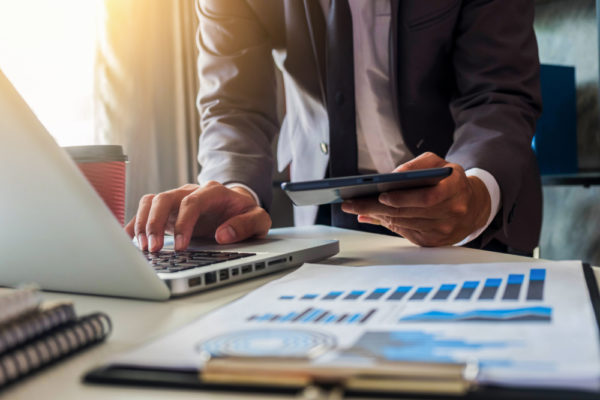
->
<box><xmin>534</xmin><ymin>0</ymin><xmax>600</xmax><ymax>265</ymax></box>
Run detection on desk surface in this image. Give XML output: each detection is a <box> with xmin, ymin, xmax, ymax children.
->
<box><xmin>3</xmin><ymin>226</ymin><xmax>596</xmax><ymax>399</ymax></box>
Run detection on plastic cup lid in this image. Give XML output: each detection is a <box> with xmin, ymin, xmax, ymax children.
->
<box><xmin>63</xmin><ymin>145</ymin><xmax>128</xmax><ymax>163</ymax></box>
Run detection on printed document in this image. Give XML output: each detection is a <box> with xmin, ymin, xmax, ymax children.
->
<box><xmin>111</xmin><ymin>261</ymin><xmax>600</xmax><ymax>391</ymax></box>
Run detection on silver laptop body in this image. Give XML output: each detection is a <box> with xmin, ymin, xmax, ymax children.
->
<box><xmin>0</xmin><ymin>69</ymin><xmax>338</xmax><ymax>300</ymax></box>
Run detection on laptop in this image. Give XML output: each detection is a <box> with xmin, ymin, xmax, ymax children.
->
<box><xmin>0</xmin><ymin>69</ymin><xmax>339</xmax><ymax>300</ymax></box>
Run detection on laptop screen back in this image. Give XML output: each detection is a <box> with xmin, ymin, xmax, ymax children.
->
<box><xmin>0</xmin><ymin>69</ymin><xmax>169</xmax><ymax>299</ymax></box>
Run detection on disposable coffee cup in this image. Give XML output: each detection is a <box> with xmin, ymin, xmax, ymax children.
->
<box><xmin>63</xmin><ymin>145</ymin><xmax>128</xmax><ymax>226</ymax></box>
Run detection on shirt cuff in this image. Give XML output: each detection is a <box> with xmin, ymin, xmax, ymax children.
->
<box><xmin>453</xmin><ymin>168</ymin><xmax>501</xmax><ymax>247</ymax></box>
<box><xmin>224</xmin><ymin>183</ymin><xmax>261</xmax><ymax>206</ymax></box>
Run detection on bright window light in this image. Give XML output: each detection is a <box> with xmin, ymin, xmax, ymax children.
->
<box><xmin>0</xmin><ymin>0</ymin><xmax>99</xmax><ymax>146</ymax></box>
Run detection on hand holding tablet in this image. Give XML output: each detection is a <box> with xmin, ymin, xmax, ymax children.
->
<box><xmin>281</xmin><ymin>167</ymin><xmax>453</xmax><ymax>206</ymax></box>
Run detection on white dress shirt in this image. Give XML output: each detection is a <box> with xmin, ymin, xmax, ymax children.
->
<box><xmin>230</xmin><ymin>0</ymin><xmax>501</xmax><ymax>246</ymax></box>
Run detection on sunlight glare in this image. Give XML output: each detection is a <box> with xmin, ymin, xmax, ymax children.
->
<box><xmin>0</xmin><ymin>0</ymin><xmax>99</xmax><ymax>146</ymax></box>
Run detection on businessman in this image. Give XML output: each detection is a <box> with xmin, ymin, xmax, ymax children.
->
<box><xmin>126</xmin><ymin>0</ymin><xmax>542</xmax><ymax>255</ymax></box>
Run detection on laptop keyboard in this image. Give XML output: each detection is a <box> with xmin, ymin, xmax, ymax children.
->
<box><xmin>143</xmin><ymin>250</ymin><xmax>255</xmax><ymax>273</ymax></box>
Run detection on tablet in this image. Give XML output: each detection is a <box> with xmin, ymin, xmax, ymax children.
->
<box><xmin>281</xmin><ymin>167</ymin><xmax>452</xmax><ymax>206</ymax></box>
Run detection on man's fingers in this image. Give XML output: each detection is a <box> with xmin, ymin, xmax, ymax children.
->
<box><xmin>146</xmin><ymin>188</ymin><xmax>195</xmax><ymax>252</ymax></box>
<box><xmin>357</xmin><ymin>215</ymin><xmax>381</xmax><ymax>225</ymax></box>
<box><xmin>370</xmin><ymin>217</ymin><xmax>451</xmax><ymax>247</ymax></box>
<box><xmin>382</xmin><ymin>215</ymin><xmax>458</xmax><ymax>236</ymax></box>
<box><xmin>173</xmin><ymin>185</ymin><xmax>231</xmax><ymax>250</ymax></box>
<box><xmin>342</xmin><ymin>199</ymin><xmax>436</xmax><ymax>219</ymax></box>
<box><xmin>134</xmin><ymin>194</ymin><xmax>155</xmax><ymax>250</ymax></box>
<box><xmin>393</xmin><ymin>152</ymin><xmax>447</xmax><ymax>172</ymax></box>
<box><xmin>394</xmin><ymin>227</ymin><xmax>446</xmax><ymax>247</ymax></box>
<box><xmin>215</xmin><ymin>207</ymin><xmax>272</xmax><ymax>244</ymax></box>
<box><xmin>378</xmin><ymin>187</ymin><xmax>440</xmax><ymax>209</ymax></box>
<box><xmin>379</xmin><ymin>164</ymin><xmax>465</xmax><ymax>209</ymax></box>
<box><xmin>125</xmin><ymin>217</ymin><xmax>135</xmax><ymax>239</ymax></box>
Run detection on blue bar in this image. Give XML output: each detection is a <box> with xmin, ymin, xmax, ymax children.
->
<box><xmin>336</xmin><ymin>313</ymin><xmax>349</xmax><ymax>323</ymax></box>
<box><xmin>410</xmin><ymin>287</ymin><xmax>432</xmax><ymax>300</ymax></box>
<box><xmin>292</xmin><ymin>308</ymin><xmax>314</xmax><ymax>322</ymax></box>
<box><xmin>344</xmin><ymin>290</ymin><xmax>366</xmax><ymax>300</ymax></box>
<box><xmin>280</xmin><ymin>312</ymin><xmax>298</xmax><ymax>322</ymax></box>
<box><xmin>366</xmin><ymin>287</ymin><xmax>391</xmax><ymax>300</ymax></box>
<box><xmin>432</xmin><ymin>284</ymin><xmax>456</xmax><ymax>300</ymax></box>
<box><xmin>503</xmin><ymin>275</ymin><xmax>524</xmax><ymax>300</ymax></box>
<box><xmin>258</xmin><ymin>313</ymin><xmax>274</xmax><ymax>321</ymax></box>
<box><xmin>279</xmin><ymin>295</ymin><xmax>294</xmax><ymax>300</ymax></box>
<box><xmin>463</xmin><ymin>281</ymin><xmax>479</xmax><ymax>289</ymax></box>
<box><xmin>348</xmin><ymin>313</ymin><xmax>362</xmax><ymax>323</ymax></box>
<box><xmin>324</xmin><ymin>315</ymin><xmax>337</xmax><ymax>323</ymax></box>
<box><xmin>301</xmin><ymin>294</ymin><xmax>318</xmax><ymax>300</ymax></box>
<box><xmin>485</xmin><ymin>279</ymin><xmax>502</xmax><ymax>287</ymax></box>
<box><xmin>456</xmin><ymin>281</ymin><xmax>479</xmax><ymax>300</ymax></box>
<box><xmin>508</xmin><ymin>274</ymin><xmax>524</xmax><ymax>284</ymax></box>
<box><xmin>388</xmin><ymin>286</ymin><xmax>412</xmax><ymax>300</ymax></box>
<box><xmin>479</xmin><ymin>279</ymin><xmax>501</xmax><ymax>300</ymax></box>
<box><xmin>530</xmin><ymin>269</ymin><xmax>546</xmax><ymax>281</ymax></box>
<box><xmin>323</xmin><ymin>291</ymin><xmax>344</xmax><ymax>300</ymax></box>
<box><xmin>440</xmin><ymin>284</ymin><xmax>457</xmax><ymax>291</ymax></box>
<box><xmin>301</xmin><ymin>309</ymin><xmax>323</xmax><ymax>323</ymax></box>
<box><xmin>527</xmin><ymin>269</ymin><xmax>546</xmax><ymax>300</ymax></box>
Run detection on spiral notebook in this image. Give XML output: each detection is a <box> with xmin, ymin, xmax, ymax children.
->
<box><xmin>0</xmin><ymin>301</ymin><xmax>77</xmax><ymax>355</ymax></box>
<box><xmin>0</xmin><ymin>288</ymin><xmax>113</xmax><ymax>389</ymax></box>
<box><xmin>0</xmin><ymin>312</ymin><xmax>112</xmax><ymax>388</ymax></box>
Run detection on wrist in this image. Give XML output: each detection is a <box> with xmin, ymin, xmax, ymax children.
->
<box><xmin>467</xmin><ymin>176</ymin><xmax>491</xmax><ymax>231</ymax></box>
<box><xmin>230</xmin><ymin>186</ymin><xmax>258</xmax><ymax>204</ymax></box>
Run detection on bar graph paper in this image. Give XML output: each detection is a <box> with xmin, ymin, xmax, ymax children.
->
<box><xmin>275</xmin><ymin>268</ymin><xmax>546</xmax><ymax>304</ymax></box>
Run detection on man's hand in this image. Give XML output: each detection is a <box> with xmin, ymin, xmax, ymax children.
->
<box><xmin>124</xmin><ymin>182</ymin><xmax>271</xmax><ymax>252</ymax></box>
<box><xmin>341</xmin><ymin>152</ymin><xmax>491</xmax><ymax>247</ymax></box>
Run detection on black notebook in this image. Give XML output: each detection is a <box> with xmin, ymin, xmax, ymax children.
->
<box><xmin>0</xmin><ymin>288</ymin><xmax>112</xmax><ymax>389</ymax></box>
<box><xmin>0</xmin><ymin>302</ymin><xmax>77</xmax><ymax>355</ymax></box>
<box><xmin>0</xmin><ymin>312</ymin><xmax>111</xmax><ymax>388</ymax></box>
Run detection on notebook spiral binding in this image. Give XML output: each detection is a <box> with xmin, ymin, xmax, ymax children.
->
<box><xmin>0</xmin><ymin>312</ymin><xmax>112</xmax><ymax>388</ymax></box>
<box><xmin>0</xmin><ymin>303</ymin><xmax>76</xmax><ymax>355</ymax></box>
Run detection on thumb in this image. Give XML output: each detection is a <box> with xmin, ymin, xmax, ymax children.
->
<box><xmin>393</xmin><ymin>152</ymin><xmax>446</xmax><ymax>172</ymax></box>
<box><xmin>214</xmin><ymin>207</ymin><xmax>272</xmax><ymax>244</ymax></box>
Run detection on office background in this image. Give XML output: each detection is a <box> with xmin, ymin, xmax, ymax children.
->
<box><xmin>535</xmin><ymin>0</ymin><xmax>600</xmax><ymax>265</ymax></box>
<box><xmin>0</xmin><ymin>0</ymin><xmax>598</xmax><ymax>264</ymax></box>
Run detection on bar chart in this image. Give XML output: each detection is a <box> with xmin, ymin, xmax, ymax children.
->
<box><xmin>277</xmin><ymin>268</ymin><xmax>547</xmax><ymax>303</ymax></box>
<box><xmin>247</xmin><ymin>307</ymin><xmax>378</xmax><ymax>325</ymax></box>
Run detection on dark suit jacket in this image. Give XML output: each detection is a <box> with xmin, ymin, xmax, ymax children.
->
<box><xmin>196</xmin><ymin>0</ymin><xmax>543</xmax><ymax>252</ymax></box>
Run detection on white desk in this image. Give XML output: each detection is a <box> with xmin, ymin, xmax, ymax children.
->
<box><xmin>4</xmin><ymin>226</ymin><xmax>598</xmax><ymax>399</ymax></box>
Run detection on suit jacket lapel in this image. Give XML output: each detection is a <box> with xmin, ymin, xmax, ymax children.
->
<box><xmin>389</xmin><ymin>0</ymin><xmax>400</xmax><ymax>128</ymax></box>
<box><xmin>303</xmin><ymin>0</ymin><xmax>327</xmax><ymax>103</ymax></box>
<box><xmin>283</xmin><ymin>0</ymin><xmax>326</xmax><ymax>104</ymax></box>
<box><xmin>289</xmin><ymin>1</ymin><xmax>400</xmax><ymax>113</ymax></box>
